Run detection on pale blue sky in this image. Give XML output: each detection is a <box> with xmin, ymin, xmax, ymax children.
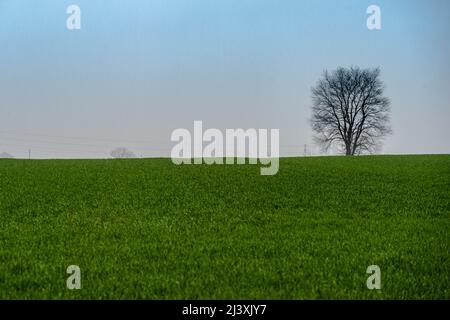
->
<box><xmin>0</xmin><ymin>0</ymin><xmax>449</xmax><ymax>158</ymax></box>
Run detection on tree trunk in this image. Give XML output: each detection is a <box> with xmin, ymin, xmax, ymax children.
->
<box><xmin>345</xmin><ymin>143</ymin><xmax>352</xmax><ymax>156</ymax></box>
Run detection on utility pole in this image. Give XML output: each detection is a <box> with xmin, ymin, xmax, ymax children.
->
<box><xmin>304</xmin><ymin>144</ymin><xmax>307</xmax><ymax>157</ymax></box>
<box><xmin>28</xmin><ymin>149</ymin><xmax>31</xmax><ymax>160</ymax></box>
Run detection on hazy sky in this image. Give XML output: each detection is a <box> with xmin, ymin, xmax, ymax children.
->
<box><xmin>0</xmin><ymin>0</ymin><xmax>449</xmax><ymax>158</ymax></box>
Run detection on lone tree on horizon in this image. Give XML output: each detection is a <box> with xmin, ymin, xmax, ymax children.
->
<box><xmin>110</xmin><ymin>147</ymin><xmax>136</xmax><ymax>159</ymax></box>
<box><xmin>311</xmin><ymin>66</ymin><xmax>391</xmax><ymax>155</ymax></box>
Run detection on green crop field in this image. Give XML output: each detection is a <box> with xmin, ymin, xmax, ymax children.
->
<box><xmin>0</xmin><ymin>155</ymin><xmax>449</xmax><ymax>299</ymax></box>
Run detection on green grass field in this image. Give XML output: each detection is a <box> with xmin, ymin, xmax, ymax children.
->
<box><xmin>0</xmin><ymin>155</ymin><xmax>448</xmax><ymax>299</ymax></box>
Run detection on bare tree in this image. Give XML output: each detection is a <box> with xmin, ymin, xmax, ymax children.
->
<box><xmin>110</xmin><ymin>147</ymin><xmax>136</xmax><ymax>159</ymax></box>
<box><xmin>311</xmin><ymin>66</ymin><xmax>391</xmax><ymax>155</ymax></box>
